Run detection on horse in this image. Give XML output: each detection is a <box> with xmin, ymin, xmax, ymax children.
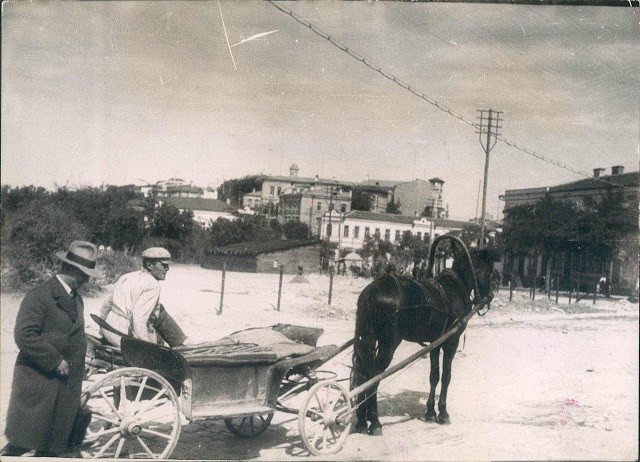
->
<box><xmin>350</xmin><ymin>235</ymin><xmax>498</xmax><ymax>435</ymax></box>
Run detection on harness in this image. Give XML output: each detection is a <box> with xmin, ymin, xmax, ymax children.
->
<box><xmin>382</xmin><ymin>269</ymin><xmax>473</xmax><ymax>326</ymax></box>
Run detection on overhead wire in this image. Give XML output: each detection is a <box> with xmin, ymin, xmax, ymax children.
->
<box><xmin>268</xmin><ymin>1</ymin><xmax>636</xmax><ymax>192</ymax></box>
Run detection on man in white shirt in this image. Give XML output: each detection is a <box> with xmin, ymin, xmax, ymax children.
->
<box><xmin>100</xmin><ymin>247</ymin><xmax>188</xmax><ymax>347</ymax></box>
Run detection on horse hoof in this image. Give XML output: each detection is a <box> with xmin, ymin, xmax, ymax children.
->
<box><xmin>437</xmin><ymin>414</ymin><xmax>451</xmax><ymax>425</ymax></box>
<box><xmin>368</xmin><ymin>424</ymin><xmax>383</xmax><ymax>436</ymax></box>
<box><xmin>424</xmin><ymin>412</ymin><xmax>437</xmax><ymax>422</ymax></box>
<box><xmin>353</xmin><ymin>422</ymin><xmax>368</xmax><ymax>434</ymax></box>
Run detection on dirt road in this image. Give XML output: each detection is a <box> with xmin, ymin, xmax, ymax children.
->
<box><xmin>1</xmin><ymin>265</ymin><xmax>637</xmax><ymax>460</ymax></box>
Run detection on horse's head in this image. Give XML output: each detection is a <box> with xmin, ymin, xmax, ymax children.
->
<box><xmin>467</xmin><ymin>247</ymin><xmax>500</xmax><ymax>302</ymax></box>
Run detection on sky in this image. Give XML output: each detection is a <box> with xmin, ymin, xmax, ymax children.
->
<box><xmin>2</xmin><ymin>1</ymin><xmax>638</xmax><ymax>220</ymax></box>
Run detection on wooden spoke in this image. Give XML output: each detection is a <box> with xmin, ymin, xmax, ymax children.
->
<box><xmin>140</xmin><ymin>427</ymin><xmax>173</xmax><ymax>440</ymax></box>
<box><xmin>134</xmin><ymin>376</ymin><xmax>148</xmax><ymax>403</ymax></box>
<box><xmin>114</xmin><ymin>437</ymin><xmax>126</xmax><ymax>459</ymax></box>
<box><xmin>134</xmin><ymin>435</ymin><xmax>158</xmax><ymax>459</ymax></box>
<box><xmin>99</xmin><ymin>389</ymin><xmax>123</xmax><ymax>419</ymax></box>
<box><xmin>94</xmin><ymin>433</ymin><xmax>121</xmax><ymax>458</ymax></box>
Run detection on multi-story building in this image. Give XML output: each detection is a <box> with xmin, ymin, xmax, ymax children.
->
<box><xmin>500</xmin><ymin>166</ymin><xmax>638</xmax><ymax>210</ymax></box>
<box><xmin>361</xmin><ymin>177</ymin><xmax>446</xmax><ymax>217</ymax></box>
<box><xmin>319</xmin><ymin>210</ymin><xmax>471</xmax><ymax>250</ymax></box>
<box><xmin>278</xmin><ymin>187</ymin><xmax>352</xmax><ymax>236</ymax></box>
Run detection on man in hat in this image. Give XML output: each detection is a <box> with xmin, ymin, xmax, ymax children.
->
<box><xmin>99</xmin><ymin>247</ymin><xmax>188</xmax><ymax>347</ymax></box>
<box><xmin>3</xmin><ymin>241</ymin><xmax>98</xmax><ymax>457</ymax></box>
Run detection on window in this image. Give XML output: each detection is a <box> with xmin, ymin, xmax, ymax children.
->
<box><xmin>340</xmin><ymin>204</ymin><xmax>347</xmax><ymax>213</ymax></box>
<box><xmin>277</xmin><ymin>187</ymin><xmax>281</xmax><ymax>195</ymax></box>
<box><xmin>384</xmin><ymin>229</ymin><xmax>390</xmax><ymax>241</ymax></box>
<box><xmin>317</xmin><ymin>202</ymin><xmax>322</xmax><ymax>211</ymax></box>
<box><xmin>327</xmin><ymin>223</ymin><xmax>332</xmax><ymax>237</ymax></box>
<box><xmin>364</xmin><ymin>227</ymin><xmax>370</xmax><ymax>238</ymax></box>
<box><xmin>269</xmin><ymin>186</ymin><xmax>275</xmax><ymax>195</ymax></box>
<box><xmin>395</xmin><ymin>230</ymin><xmax>401</xmax><ymax>241</ymax></box>
<box><xmin>375</xmin><ymin>228</ymin><xmax>380</xmax><ymax>238</ymax></box>
<box><xmin>343</xmin><ymin>225</ymin><xmax>349</xmax><ymax>237</ymax></box>
<box><xmin>354</xmin><ymin>226</ymin><xmax>360</xmax><ymax>238</ymax></box>
<box><xmin>417</xmin><ymin>232</ymin><xmax>422</xmax><ymax>239</ymax></box>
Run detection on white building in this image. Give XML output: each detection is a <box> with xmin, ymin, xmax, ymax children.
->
<box><xmin>319</xmin><ymin>210</ymin><xmax>472</xmax><ymax>250</ymax></box>
<box><xmin>161</xmin><ymin>197</ymin><xmax>238</xmax><ymax>228</ymax></box>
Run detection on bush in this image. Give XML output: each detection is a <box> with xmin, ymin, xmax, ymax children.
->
<box><xmin>2</xmin><ymin>202</ymin><xmax>89</xmax><ymax>289</ymax></box>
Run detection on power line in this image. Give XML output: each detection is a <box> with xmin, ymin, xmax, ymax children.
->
<box><xmin>268</xmin><ymin>1</ymin><xmax>637</xmax><ymax>192</ymax></box>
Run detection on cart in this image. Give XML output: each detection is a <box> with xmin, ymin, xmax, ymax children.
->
<box><xmin>81</xmin><ymin>322</ymin><xmax>354</xmax><ymax>458</ymax></box>
<box><xmin>82</xmin><ymin>294</ymin><xmax>490</xmax><ymax>458</ymax></box>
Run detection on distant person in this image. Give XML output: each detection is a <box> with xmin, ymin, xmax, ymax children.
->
<box><xmin>99</xmin><ymin>247</ymin><xmax>189</xmax><ymax>347</ymax></box>
<box><xmin>3</xmin><ymin>241</ymin><xmax>98</xmax><ymax>457</ymax></box>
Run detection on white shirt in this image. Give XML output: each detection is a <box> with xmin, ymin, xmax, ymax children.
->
<box><xmin>56</xmin><ymin>275</ymin><xmax>73</xmax><ymax>295</ymax></box>
<box><xmin>100</xmin><ymin>270</ymin><xmax>160</xmax><ymax>343</ymax></box>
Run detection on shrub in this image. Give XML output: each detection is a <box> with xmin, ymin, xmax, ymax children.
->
<box><xmin>2</xmin><ymin>202</ymin><xmax>89</xmax><ymax>288</ymax></box>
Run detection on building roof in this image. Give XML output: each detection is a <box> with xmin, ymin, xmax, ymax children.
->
<box><xmin>360</xmin><ymin>179</ymin><xmax>402</xmax><ymax>188</ymax></box>
<box><xmin>344</xmin><ymin>211</ymin><xmax>483</xmax><ymax>231</ymax></box>
<box><xmin>165</xmin><ymin>184</ymin><xmax>204</xmax><ymax>195</ymax></box>
<box><xmin>162</xmin><ymin>196</ymin><xmax>237</xmax><ymax>213</ymax></box>
<box><xmin>265</xmin><ymin>175</ymin><xmax>351</xmax><ymax>187</ymax></box>
<box><xmin>208</xmin><ymin>239</ymin><xmax>321</xmax><ymax>256</ymax></box>
<box><xmin>548</xmin><ymin>171</ymin><xmax>639</xmax><ymax>193</ymax></box>
<box><xmin>346</xmin><ymin>211</ymin><xmax>416</xmax><ymax>225</ymax></box>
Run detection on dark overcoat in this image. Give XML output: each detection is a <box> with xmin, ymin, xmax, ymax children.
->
<box><xmin>5</xmin><ymin>276</ymin><xmax>87</xmax><ymax>453</ymax></box>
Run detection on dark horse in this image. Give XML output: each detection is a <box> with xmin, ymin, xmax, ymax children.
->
<box><xmin>351</xmin><ymin>235</ymin><xmax>498</xmax><ymax>435</ymax></box>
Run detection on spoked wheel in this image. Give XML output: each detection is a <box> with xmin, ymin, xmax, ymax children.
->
<box><xmin>80</xmin><ymin>367</ymin><xmax>182</xmax><ymax>459</ymax></box>
<box><xmin>224</xmin><ymin>413</ymin><xmax>274</xmax><ymax>438</ymax></box>
<box><xmin>298</xmin><ymin>381</ymin><xmax>352</xmax><ymax>456</ymax></box>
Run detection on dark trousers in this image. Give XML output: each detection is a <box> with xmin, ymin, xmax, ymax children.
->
<box><xmin>151</xmin><ymin>304</ymin><xmax>187</xmax><ymax>347</ymax></box>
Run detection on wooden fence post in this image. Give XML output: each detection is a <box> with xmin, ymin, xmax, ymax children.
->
<box><xmin>218</xmin><ymin>262</ymin><xmax>226</xmax><ymax>315</ymax></box>
<box><xmin>328</xmin><ymin>269</ymin><xmax>334</xmax><ymax>305</ymax></box>
<box><xmin>593</xmin><ymin>278</ymin><xmax>598</xmax><ymax>305</ymax></box>
<box><xmin>277</xmin><ymin>265</ymin><xmax>284</xmax><ymax>311</ymax></box>
<box><xmin>509</xmin><ymin>270</ymin><xmax>514</xmax><ymax>302</ymax></box>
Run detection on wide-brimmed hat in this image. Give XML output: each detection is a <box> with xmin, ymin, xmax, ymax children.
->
<box><xmin>56</xmin><ymin>241</ymin><xmax>100</xmax><ymax>277</ymax></box>
<box><xmin>141</xmin><ymin>247</ymin><xmax>171</xmax><ymax>263</ymax></box>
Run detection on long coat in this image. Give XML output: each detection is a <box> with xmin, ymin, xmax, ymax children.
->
<box><xmin>5</xmin><ymin>277</ymin><xmax>87</xmax><ymax>453</ymax></box>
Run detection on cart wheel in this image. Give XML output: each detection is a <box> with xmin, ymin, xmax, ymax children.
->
<box><xmin>80</xmin><ymin>367</ymin><xmax>181</xmax><ymax>459</ymax></box>
<box><xmin>298</xmin><ymin>380</ymin><xmax>352</xmax><ymax>456</ymax></box>
<box><xmin>224</xmin><ymin>413</ymin><xmax>274</xmax><ymax>438</ymax></box>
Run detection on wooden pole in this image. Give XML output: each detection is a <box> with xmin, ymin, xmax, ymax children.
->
<box><xmin>509</xmin><ymin>275</ymin><xmax>513</xmax><ymax>301</ymax></box>
<box><xmin>555</xmin><ymin>253</ymin><xmax>560</xmax><ymax>304</ymax></box>
<box><xmin>568</xmin><ymin>252</ymin><xmax>573</xmax><ymax>304</ymax></box>
<box><xmin>276</xmin><ymin>265</ymin><xmax>284</xmax><ymax>311</ymax></box>
<box><xmin>218</xmin><ymin>262</ymin><xmax>226</xmax><ymax>315</ymax></box>
<box><xmin>328</xmin><ymin>269</ymin><xmax>334</xmax><ymax>305</ymax></box>
<box><xmin>593</xmin><ymin>278</ymin><xmax>598</xmax><ymax>305</ymax></box>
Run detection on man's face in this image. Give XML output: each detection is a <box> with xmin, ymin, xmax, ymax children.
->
<box><xmin>148</xmin><ymin>260</ymin><xmax>170</xmax><ymax>281</ymax></box>
<box><xmin>69</xmin><ymin>266</ymin><xmax>90</xmax><ymax>288</ymax></box>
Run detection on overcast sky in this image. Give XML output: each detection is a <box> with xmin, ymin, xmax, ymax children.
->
<box><xmin>2</xmin><ymin>1</ymin><xmax>638</xmax><ymax>219</ymax></box>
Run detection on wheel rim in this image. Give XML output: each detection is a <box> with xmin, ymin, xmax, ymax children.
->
<box><xmin>80</xmin><ymin>367</ymin><xmax>181</xmax><ymax>459</ymax></box>
<box><xmin>224</xmin><ymin>413</ymin><xmax>273</xmax><ymax>438</ymax></box>
<box><xmin>298</xmin><ymin>381</ymin><xmax>352</xmax><ymax>456</ymax></box>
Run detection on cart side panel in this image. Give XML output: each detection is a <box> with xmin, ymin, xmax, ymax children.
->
<box><xmin>190</xmin><ymin>364</ymin><xmax>272</xmax><ymax>419</ymax></box>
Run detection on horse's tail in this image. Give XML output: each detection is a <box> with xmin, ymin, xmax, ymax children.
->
<box><xmin>351</xmin><ymin>282</ymin><xmax>378</xmax><ymax>392</ymax></box>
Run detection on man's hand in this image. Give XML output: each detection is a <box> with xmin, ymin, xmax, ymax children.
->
<box><xmin>56</xmin><ymin>359</ymin><xmax>70</xmax><ymax>379</ymax></box>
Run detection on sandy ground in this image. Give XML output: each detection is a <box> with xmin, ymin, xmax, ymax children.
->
<box><xmin>1</xmin><ymin>263</ymin><xmax>638</xmax><ymax>460</ymax></box>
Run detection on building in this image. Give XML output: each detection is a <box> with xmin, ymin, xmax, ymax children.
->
<box><xmin>161</xmin><ymin>196</ymin><xmax>238</xmax><ymax>228</ymax></box>
<box><xmin>500</xmin><ymin>166</ymin><xmax>639</xmax><ymax>210</ymax></box>
<box><xmin>361</xmin><ymin>178</ymin><xmax>446</xmax><ymax>218</ymax></box>
<box><xmin>355</xmin><ymin>185</ymin><xmax>392</xmax><ymax>213</ymax></box>
<box><xmin>319</xmin><ymin>210</ymin><xmax>472</xmax><ymax>250</ymax></box>
<box><xmin>202</xmin><ymin>239</ymin><xmax>322</xmax><ymax>273</ymax></box>
<box><xmin>278</xmin><ymin>187</ymin><xmax>352</xmax><ymax>236</ymax></box>
<box><xmin>499</xmin><ymin>166</ymin><xmax>639</xmax><ymax>295</ymax></box>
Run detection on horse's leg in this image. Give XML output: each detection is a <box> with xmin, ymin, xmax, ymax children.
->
<box><xmin>425</xmin><ymin>346</ymin><xmax>440</xmax><ymax>422</ymax></box>
<box><xmin>367</xmin><ymin>336</ymin><xmax>399</xmax><ymax>436</ymax></box>
<box><xmin>437</xmin><ymin>336</ymin><xmax>460</xmax><ymax>425</ymax></box>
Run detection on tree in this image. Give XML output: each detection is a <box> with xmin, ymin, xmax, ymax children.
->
<box><xmin>282</xmin><ymin>221</ymin><xmax>310</xmax><ymax>239</ymax></box>
<box><xmin>351</xmin><ymin>187</ymin><xmax>373</xmax><ymax>211</ymax></box>
<box><xmin>2</xmin><ymin>203</ymin><xmax>88</xmax><ymax>286</ymax></box>
<box><xmin>386</xmin><ymin>199</ymin><xmax>401</xmax><ymax>214</ymax></box>
<box><xmin>151</xmin><ymin>203</ymin><xmax>194</xmax><ymax>242</ymax></box>
<box><xmin>106</xmin><ymin>207</ymin><xmax>146</xmax><ymax>251</ymax></box>
<box><xmin>217</xmin><ymin>175</ymin><xmax>265</xmax><ymax>207</ymax></box>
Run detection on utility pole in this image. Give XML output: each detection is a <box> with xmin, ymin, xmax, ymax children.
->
<box><xmin>476</xmin><ymin>109</ymin><xmax>503</xmax><ymax>248</ymax></box>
